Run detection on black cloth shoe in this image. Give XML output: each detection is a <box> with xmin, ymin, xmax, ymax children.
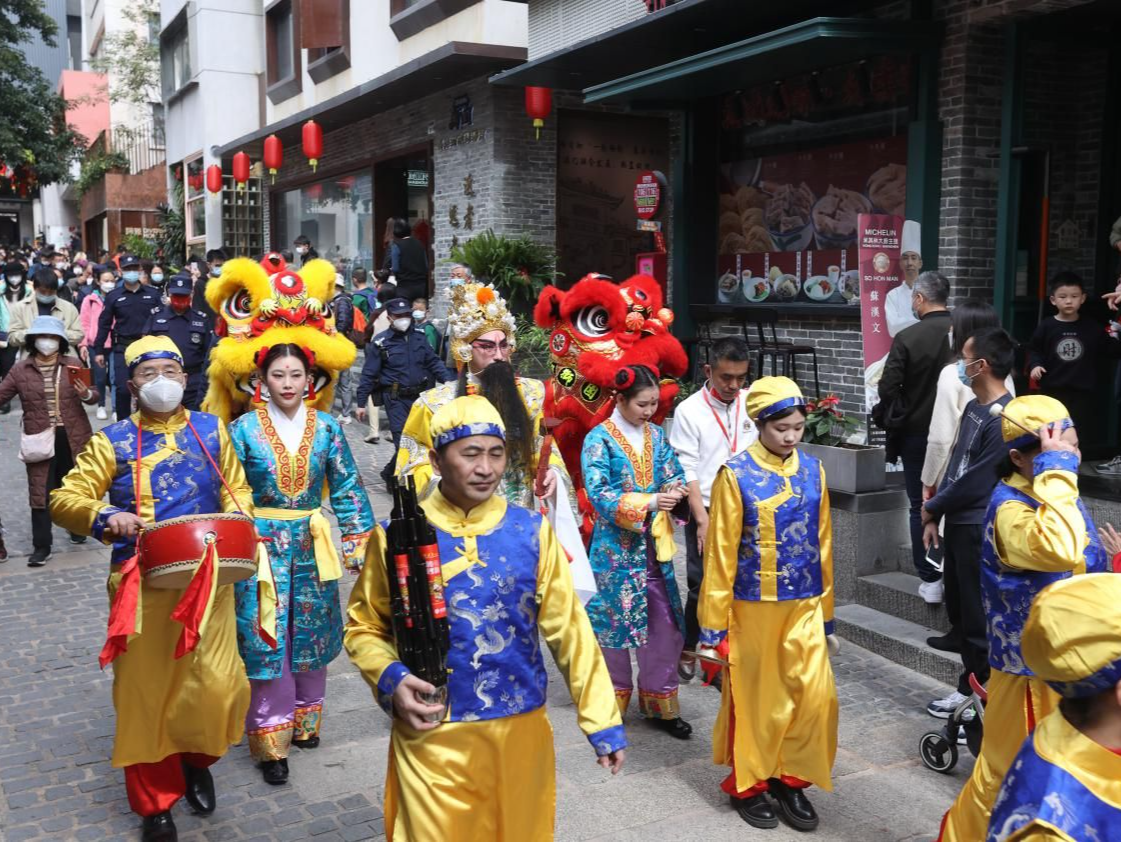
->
<box><xmin>69</xmin><ymin>533</ymin><xmax>87</xmax><ymax>545</ymax></box>
<box><xmin>731</xmin><ymin>794</ymin><xmax>778</xmax><ymax>829</ymax></box>
<box><xmin>182</xmin><ymin>762</ymin><xmax>215</xmax><ymax>815</ymax></box>
<box><xmin>260</xmin><ymin>758</ymin><xmax>289</xmax><ymax>785</ymax></box>
<box><xmin>292</xmin><ymin>735</ymin><xmax>320</xmax><ymax>749</ymax></box>
<box><xmin>141</xmin><ymin>811</ymin><xmax>178</xmax><ymax>842</ymax></box>
<box><xmin>926</xmin><ymin>633</ymin><xmax>962</xmax><ymax>654</ymax></box>
<box><xmin>767</xmin><ymin>778</ymin><xmax>819</xmax><ymax>831</ymax></box>
<box><xmin>649</xmin><ymin>716</ymin><xmax>692</xmax><ymax>740</ymax></box>
<box><xmin>27</xmin><ymin>549</ymin><xmax>51</xmax><ymax>567</ymax></box>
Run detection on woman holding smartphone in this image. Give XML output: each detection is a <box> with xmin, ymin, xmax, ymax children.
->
<box><xmin>0</xmin><ymin>315</ymin><xmax>98</xmax><ymax>565</ymax></box>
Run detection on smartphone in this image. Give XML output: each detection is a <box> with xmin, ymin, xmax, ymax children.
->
<box><xmin>67</xmin><ymin>365</ymin><xmax>91</xmax><ymax>390</ymax></box>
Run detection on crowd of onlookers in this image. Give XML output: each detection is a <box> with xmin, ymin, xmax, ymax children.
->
<box><xmin>876</xmin><ymin>267</ymin><xmax>1121</xmax><ymax>725</ymax></box>
<box><xmin>0</xmin><ymin>220</ymin><xmax>449</xmax><ymax>566</ymax></box>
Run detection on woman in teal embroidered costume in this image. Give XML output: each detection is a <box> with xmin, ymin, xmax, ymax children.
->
<box><xmin>228</xmin><ymin>344</ymin><xmax>374</xmax><ymax>785</ymax></box>
<box><xmin>581</xmin><ymin>364</ymin><xmax>692</xmax><ymax>738</ymax></box>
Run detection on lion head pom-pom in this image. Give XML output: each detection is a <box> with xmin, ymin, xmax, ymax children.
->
<box><xmin>476</xmin><ymin>287</ymin><xmax>495</xmax><ymax>306</ymax></box>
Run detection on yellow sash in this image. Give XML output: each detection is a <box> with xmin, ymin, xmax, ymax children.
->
<box><xmin>651</xmin><ymin>511</ymin><xmax>677</xmax><ymax>562</ymax></box>
<box><xmin>255</xmin><ymin>507</ymin><xmax>345</xmax><ymax>583</ymax></box>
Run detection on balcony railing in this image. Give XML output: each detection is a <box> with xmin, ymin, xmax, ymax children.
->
<box><xmin>88</xmin><ymin>120</ymin><xmax>166</xmax><ymax>175</ymax></box>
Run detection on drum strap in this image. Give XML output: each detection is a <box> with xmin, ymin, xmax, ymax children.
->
<box><xmin>186</xmin><ymin>418</ymin><xmax>247</xmax><ymax>516</ymax></box>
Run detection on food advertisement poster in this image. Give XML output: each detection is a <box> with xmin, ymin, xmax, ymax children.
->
<box><xmin>716</xmin><ymin>135</ymin><xmax>906</xmax><ymax>307</ymax></box>
<box><xmin>856</xmin><ymin>213</ymin><xmax>904</xmax><ymax>416</ymax></box>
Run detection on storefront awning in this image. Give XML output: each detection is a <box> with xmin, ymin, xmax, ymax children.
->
<box><xmin>583</xmin><ymin>17</ymin><xmax>940</xmax><ymax>106</ymax></box>
<box><xmin>216</xmin><ymin>41</ymin><xmax>526</xmax><ymax>159</ymax></box>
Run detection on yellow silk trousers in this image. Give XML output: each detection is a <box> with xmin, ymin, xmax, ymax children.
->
<box><xmin>937</xmin><ymin>669</ymin><xmax>1057</xmax><ymax>841</ymax></box>
<box><xmin>385</xmin><ymin>706</ymin><xmax>556</xmax><ymax>841</ymax></box>
<box><xmin>108</xmin><ymin>576</ymin><xmax>250</xmax><ymax>767</ymax></box>
<box><xmin>714</xmin><ymin>597</ymin><xmax>837</xmax><ymax>792</ymax></box>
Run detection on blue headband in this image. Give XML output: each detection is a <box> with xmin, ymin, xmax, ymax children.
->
<box><xmin>1006</xmin><ymin>418</ymin><xmax>1073</xmax><ymax>451</ymax></box>
<box><xmin>757</xmin><ymin>396</ymin><xmax>807</xmax><ymax>421</ymax></box>
<box><xmin>1046</xmin><ymin>654</ymin><xmax>1121</xmax><ymax>699</ymax></box>
<box><xmin>128</xmin><ymin>349</ymin><xmax>184</xmax><ymax>373</ymax></box>
<box><xmin>433</xmin><ymin>422</ymin><xmax>506</xmax><ymax>450</ymax></box>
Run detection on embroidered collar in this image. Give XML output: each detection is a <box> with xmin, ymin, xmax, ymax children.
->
<box><xmin>257</xmin><ymin>405</ymin><xmax>316</xmax><ymax>496</ymax></box>
<box><xmin>604</xmin><ymin>416</ymin><xmax>654</xmax><ymax>487</ymax></box>
<box><xmin>1036</xmin><ymin>711</ymin><xmax>1121</xmax><ymax>806</ymax></box>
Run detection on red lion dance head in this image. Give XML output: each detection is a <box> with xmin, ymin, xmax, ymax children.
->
<box><xmin>534</xmin><ymin>273</ymin><xmax>688</xmax><ymax>535</ymax></box>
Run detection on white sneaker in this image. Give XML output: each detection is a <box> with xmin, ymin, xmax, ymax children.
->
<box><xmin>927</xmin><ymin>691</ymin><xmax>975</xmax><ymax>721</ymax></box>
<box><xmin>96</xmin><ymin>407</ymin><xmax>108</xmax><ymax>420</ymax></box>
<box><xmin>338</xmin><ymin>415</ymin><xmax>353</xmax><ymax>426</ymax></box>
<box><xmin>918</xmin><ymin>579</ymin><xmax>944</xmax><ymax>604</ymax></box>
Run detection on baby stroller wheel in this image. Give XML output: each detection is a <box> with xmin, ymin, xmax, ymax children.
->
<box><xmin>919</xmin><ymin>731</ymin><xmax>958</xmax><ymax>773</ymax></box>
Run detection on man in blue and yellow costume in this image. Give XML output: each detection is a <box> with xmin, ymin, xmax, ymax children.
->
<box><xmin>988</xmin><ymin>573</ymin><xmax>1121</xmax><ymax>841</ymax></box>
<box><xmin>51</xmin><ymin>336</ymin><xmax>254</xmax><ymax>842</ymax></box>
<box><xmin>698</xmin><ymin>376</ymin><xmax>838</xmax><ymax>832</ymax></box>
<box><xmin>938</xmin><ymin>395</ymin><xmax>1108</xmax><ymax>841</ymax></box>
<box><xmin>346</xmin><ymin>395</ymin><xmax>626</xmax><ymax>840</ymax></box>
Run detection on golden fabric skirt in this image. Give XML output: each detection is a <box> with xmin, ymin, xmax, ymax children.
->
<box><xmin>385</xmin><ymin>706</ymin><xmax>557</xmax><ymax>841</ymax></box>
<box><xmin>108</xmin><ymin>576</ymin><xmax>250</xmax><ymax>767</ymax></box>
<box><xmin>937</xmin><ymin>669</ymin><xmax>1057</xmax><ymax>841</ymax></box>
<box><xmin>713</xmin><ymin>597</ymin><xmax>837</xmax><ymax>792</ymax></box>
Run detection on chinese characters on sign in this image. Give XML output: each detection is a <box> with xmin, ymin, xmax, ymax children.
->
<box><xmin>557</xmin><ymin>139</ymin><xmax>663</xmax><ymax>172</ymax></box>
<box><xmin>449</xmin><ymin>95</ymin><xmax>473</xmax><ymax>131</ymax></box>
<box><xmin>857</xmin><ymin>213</ymin><xmax>903</xmax><ymax>417</ymax></box>
<box><xmin>438</xmin><ymin>128</ymin><xmax>488</xmax><ymax>151</ymax></box>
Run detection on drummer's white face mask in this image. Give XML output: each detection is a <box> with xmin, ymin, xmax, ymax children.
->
<box><xmin>138</xmin><ymin>376</ymin><xmax>185</xmax><ymax>413</ymax></box>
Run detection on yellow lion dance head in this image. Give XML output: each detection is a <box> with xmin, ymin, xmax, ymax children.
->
<box><xmin>201</xmin><ymin>252</ymin><xmax>356</xmax><ymax>422</ymax></box>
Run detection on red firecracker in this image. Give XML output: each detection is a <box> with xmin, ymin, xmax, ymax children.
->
<box><xmin>302</xmin><ymin>120</ymin><xmax>323</xmax><ymax>171</ymax></box>
<box><xmin>232</xmin><ymin>151</ymin><xmax>251</xmax><ymax>190</ymax></box>
<box><xmin>206</xmin><ymin>164</ymin><xmax>223</xmax><ymax>195</ymax></box>
<box><xmin>263</xmin><ymin>134</ymin><xmax>283</xmax><ymax>183</ymax></box>
<box><xmin>524</xmin><ymin>87</ymin><xmax>553</xmax><ymax>140</ymax></box>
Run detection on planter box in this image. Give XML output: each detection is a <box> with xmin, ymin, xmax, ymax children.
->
<box><xmin>800</xmin><ymin>442</ymin><xmax>886</xmax><ymax>494</ymax></box>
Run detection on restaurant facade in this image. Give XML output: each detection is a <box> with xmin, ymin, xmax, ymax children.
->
<box><xmin>490</xmin><ymin>0</ymin><xmax>1120</xmax><ymax>441</ymax></box>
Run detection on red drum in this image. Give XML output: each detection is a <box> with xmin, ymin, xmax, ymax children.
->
<box><xmin>138</xmin><ymin>513</ymin><xmax>258</xmax><ymax>589</ymax></box>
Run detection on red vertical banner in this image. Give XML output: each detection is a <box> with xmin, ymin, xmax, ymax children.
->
<box><xmin>858</xmin><ymin>214</ymin><xmax>904</xmax><ymax>421</ymax></box>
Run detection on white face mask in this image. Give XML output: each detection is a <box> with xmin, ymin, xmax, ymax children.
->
<box><xmin>34</xmin><ymin>337</ymin><xmax>60</xmax><ymax>356</ymax></box>
<box><xmin>391</xmin><ymin>317</ymin><xmax>412</xmax><ymax>332</ymax></box>
<box><xmin>296</xmin><ymin>246</ymin><xmax>308</xmax><ymax>255</ymax></box>
<box><xmin>411</xmin><ymin>310</ymin><xmax>426</xmax><ymax>321</ymax></box>
<box><xmin>100</xmin><ymin>282</ymin><xmax>115</xmax><ymax>293</ymax></box>
<box><xmin>138</xmin><ymin>376</ymin><xmax>184</xmax><ymax>413</ymax></box>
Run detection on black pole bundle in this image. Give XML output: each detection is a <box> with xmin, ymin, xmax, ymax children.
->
<box><xmin>385</xmin><ymin>475</ymin><xmax>450</xmax><ymax>690</ymax></box>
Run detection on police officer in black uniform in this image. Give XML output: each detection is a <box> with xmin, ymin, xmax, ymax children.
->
<box><xmin>143</xmin><ymin>273</ymin><xmax>214</xmax><ymax>410</ymax></box>
<box><xmin>356</xmin><ymin>298</ymin><xmax>454</xmax><ymax>485</ymax></box>
<box><xmin>94</xmin><ymin>253</ymin><xmax>163</xmax><ymax>421</ymax></box>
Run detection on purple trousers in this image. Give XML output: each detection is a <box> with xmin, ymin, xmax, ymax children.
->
<box><xmin>245</xmin><ymin>637</ymin><xmax>327</xmax><ymax>761</ymax></box>
<box><xmin>600</xmin><ymin>545</ymin><xmax>684</xmax><ymax>720</ymax></box>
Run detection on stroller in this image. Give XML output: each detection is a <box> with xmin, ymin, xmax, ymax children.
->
<box><xmin>919</xmin><ymin>674</ymin><xmax>986</xmax><ymax>773</ymax></box>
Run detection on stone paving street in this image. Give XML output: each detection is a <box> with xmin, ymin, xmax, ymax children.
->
<box><xmin>0</xmin><ymin>402</ymin><xmax>971</xmax><ymax>841</ymax></box>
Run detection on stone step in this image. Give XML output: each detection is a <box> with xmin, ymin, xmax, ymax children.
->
<box><xmin>834</xmin><ymin>603</ymin><xmax>959</xmax><ymax>687</ymax></box>
<box><xmin>856</xmin><ymin>572</ymin><xmax>951</xmax><ymax>633</ymax></box>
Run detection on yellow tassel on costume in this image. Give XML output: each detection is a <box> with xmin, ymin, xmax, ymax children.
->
<box><xmin>256</xmin><ymin>542</ymin><xmax>278</xmax><ymax>648</ymax></box>
<box><xmin>652</xmin><ymin>511</ymin><xmax>677</xmax><ymax>561</ymax></box>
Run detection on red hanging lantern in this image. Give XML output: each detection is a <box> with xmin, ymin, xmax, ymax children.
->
<box><xmin>232</xmin><ymin>151</ymin><xmax>251</xmax><ymax>190</ymax></box>
<box><xmin>206</xmin><ymin>164</ymin><xmax>223</xmax><ymax>195</ymax></box>
<box><xmin>305</xmin><ymin>182</ymin><xmax>323</xmax><ymax>202</ymax></box>
<box><xmin>524</xmin><ymin>87</ymin><xmax>553</xmax><ymax>140</ymax></box>
<box><xmin>188</xmin><ymin>171</ymin><xmax>204</xmax><ymax>191</ymax></box>
<box><xmin>173</xmin><ymin>164</ymin><xmax>182</xmax><ymax>181</ymax></box>
<box><xmin>302</xmin><ymin>120</ymin><xmax>323</xmax><ymax>172</ymax></box>
<box><xmin>263</xmin><ymin>134</ymin><xmax>283</xmax><ymax>183</ymax></box>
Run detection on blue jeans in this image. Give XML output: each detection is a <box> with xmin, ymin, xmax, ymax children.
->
<box><xmin>901</xmin><ymin>434</ymin><xmax>939</xmax><ymax>582</ymax></box>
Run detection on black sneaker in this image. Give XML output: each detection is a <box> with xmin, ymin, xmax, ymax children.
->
<box><xmin>27</xmin><ymin>549</ymin><xmax>52</xmax><ymax>567</ymax></box>
<box><xmin>69</xmin><ymin>533</ymin><xmax>87</xmax><ymax>545</ymax></box>
<box><xmin>926</xmin><ymin>633</ymin><xmax>962</xmax><ymax>654</ymax></box>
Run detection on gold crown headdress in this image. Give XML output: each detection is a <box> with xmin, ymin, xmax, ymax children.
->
<box><xmin>447</xmin><ymin>280</ymin><xmax>518</xmax><ymax>364</ymax></box>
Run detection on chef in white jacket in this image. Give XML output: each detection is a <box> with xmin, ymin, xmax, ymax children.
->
<box><xmin>885</xmin><ymin>220</ymin><xmax>923</xmax><ymax>337</ymax></box>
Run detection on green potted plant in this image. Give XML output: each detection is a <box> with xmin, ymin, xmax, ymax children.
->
<box><xmin>450</xmin><ymin>229</ymin><xmax>559</xmax><ymax>312</ymax></box>
<box><xmin>799</xmin><ymin>395</ymin><xmax>885</xmax><ymax>494</ymax></box>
